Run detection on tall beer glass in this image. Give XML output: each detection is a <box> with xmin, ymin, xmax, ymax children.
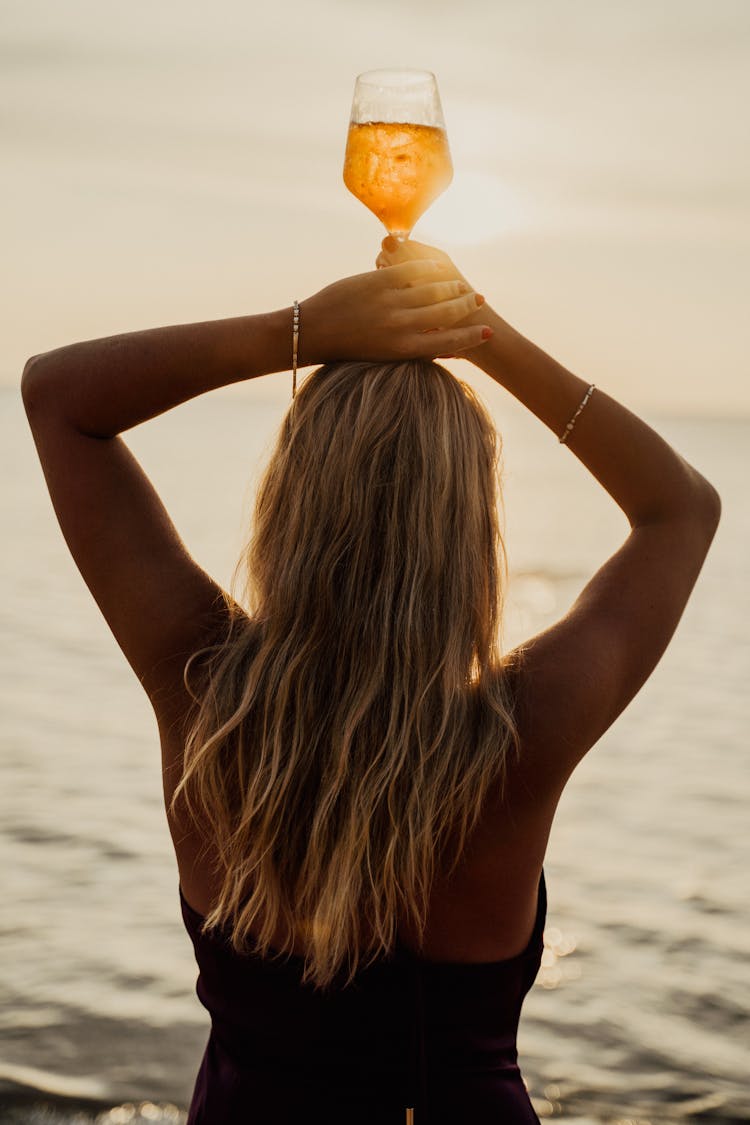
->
<box><xmin>343</xmin><ymin>69</ymin><xmax>453</xmax><ymax>241</ymax></box>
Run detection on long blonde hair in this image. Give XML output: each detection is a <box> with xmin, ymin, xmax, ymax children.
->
<box><xmin>171</xmin><ymin>358</ymin><xmax>520</xmax><ymax>989</ymax></box>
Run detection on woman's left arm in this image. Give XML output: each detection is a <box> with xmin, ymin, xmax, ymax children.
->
<box><xmin>21</xmin><ymin>261</ymin><xmax>488</xmax><ymax>718</ymax></box>
<box><xmin>21</xmin><ymin>307</ymin><xmax>293</xmax><ymax>718</ymax></box>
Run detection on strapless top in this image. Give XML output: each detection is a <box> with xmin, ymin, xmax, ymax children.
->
<box><xmin>179</xmin><ymin>871</ymin><xmax>546</xmax><ymax>1124</ymax></box>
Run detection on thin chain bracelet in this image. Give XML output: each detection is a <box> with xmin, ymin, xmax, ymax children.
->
<box><xmin>559</xmin><ymin>384</ymin><xmax>596</xmax><ymax>444</ymax></box>
<box><xmin>292</xmin><ymin>300</ymin><xmax>300</xmax><ymax>399</ymax></box>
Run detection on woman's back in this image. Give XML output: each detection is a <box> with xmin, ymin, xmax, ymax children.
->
<box><xmin>174</xmin><ymin>710</ymin><xmax>550</xmax><ymax>965</ymax></box>
<box><xmin>170</xmin><ymin>675</ymin><xmax>553</xmax><ymax>1124</ymax></box>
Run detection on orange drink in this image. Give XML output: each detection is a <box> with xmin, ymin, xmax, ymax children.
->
<box><xmin>343</xmin><ymin>121</ymin><xmax>453</xmax><ymax>238</ymax></box>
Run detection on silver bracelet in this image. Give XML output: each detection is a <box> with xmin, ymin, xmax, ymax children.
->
<box><xmin>559</xmin><ymin>384</ymin><xmax>595</xmax><ymax>444</ymax></box>
<box><xmin>292</xmin><ymin>300</ymin><xmax>300</xmax><ymax>399</ymax></box>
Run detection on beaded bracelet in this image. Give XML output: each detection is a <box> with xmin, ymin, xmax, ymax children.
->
<box><xmin>559</xmin><ymin>384</ymin><xmax>596</xmax><ymax>444</ymax></box>
<box><xmin>292</xmin><ymin>300</ymin><xmax>300</xmax><ymax>399</ymax></box>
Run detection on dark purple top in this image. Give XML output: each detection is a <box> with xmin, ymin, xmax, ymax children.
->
<box><xmin>179</xmin><ymin>871</ymin><xmax>546</xmax><ymax>1124</ymax></box>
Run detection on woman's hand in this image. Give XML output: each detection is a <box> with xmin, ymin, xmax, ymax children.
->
<box><xmin>301</xmin><ymin>254</ymin><xmax>491</xmax><ymax>364</ymax></box>
<box><xmin>375</xmin><ymin>234</ymin><xmax>462</xmax><ymax>276</ymax></box>
<box><xmin>373</xmin><ymin>236</ymin><xmax>495</xmax><ymax>360</ymax></box>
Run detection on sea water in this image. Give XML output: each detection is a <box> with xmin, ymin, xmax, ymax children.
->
<box><xmin>1</xmin><ymin>388</ymin><xmax>748</xmax><ymax>1123</ymax></box>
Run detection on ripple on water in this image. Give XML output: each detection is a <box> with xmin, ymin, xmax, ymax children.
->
<box><xmin>0</xmin><ymin>1097</ymin><xmax>186</xmax><ymax>1124</ymax></box>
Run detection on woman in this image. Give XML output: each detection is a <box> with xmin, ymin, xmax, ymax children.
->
<box><xmin>22</xmin><ymin>236</ymin><xmax>720</xmax><ymax>1124</ymax></box>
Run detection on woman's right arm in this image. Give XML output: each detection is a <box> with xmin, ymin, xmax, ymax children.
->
<box><xmin>379</xmin><ymin>238</ymin><xmax>721</xmax><ymax>800</ymax></box>
<box><xmin>474</xmin><ymin>311</ymin><xmax>721</xmax><ymax>794</ymax></box>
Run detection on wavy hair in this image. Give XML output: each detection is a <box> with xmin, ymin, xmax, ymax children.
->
<box><xmin>171</xmin><ymin>358</ymin><xmax>520</xmax><ymax>989</ymax></box>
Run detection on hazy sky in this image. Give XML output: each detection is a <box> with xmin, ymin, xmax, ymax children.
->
<box><xmin>2</xmin><ymin>0</ymin><xmax>749</xmax><ymax>414</ymax></box>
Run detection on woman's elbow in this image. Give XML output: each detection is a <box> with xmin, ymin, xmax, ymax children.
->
<box><xmin>694</xmin><ymin>473</ymin><xmax>722</xmax><ymax>533</ymax></box>
<box><xmin>21</xmin><ymin>353</ymin><xmax>53</xmax><ymax>414</ymax></box>
<box><xmin>21</xmin><ymin>353</ymin><xmax>42</xmax><ymax>390</ymax></box>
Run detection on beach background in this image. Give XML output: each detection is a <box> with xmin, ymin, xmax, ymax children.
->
<box><xmin>1</xmin><ymin>1</ymin><xmax>749</xmax><ymax>1122</ymax></box>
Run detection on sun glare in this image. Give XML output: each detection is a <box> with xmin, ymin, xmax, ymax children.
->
<box><xmin>418</xmin><ymin>170</ymin><xmax>531</xmax><ymax>247</ymax></box>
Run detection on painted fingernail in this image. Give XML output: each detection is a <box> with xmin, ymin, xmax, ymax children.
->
<box><xmin>481</xmin><ymin>327</ymin><xmax>493</xmax><ymax>340</ymax></box>
<box><xmin>475</xmin><ymin>293</ymin><xmax>485</xmax><ymax>307</ymax></box>
<box><xmin>383</xmin><ymin>235</ymin><xmax>397</xmax><ymax>251</ymax></box>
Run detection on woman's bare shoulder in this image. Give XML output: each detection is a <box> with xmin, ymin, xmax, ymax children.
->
<box><xmin>506</xmin><ymin>509</ymin><xmax>720</xmax><ymax>801</ymax></box>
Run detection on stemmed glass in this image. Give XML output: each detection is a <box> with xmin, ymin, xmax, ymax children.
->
<box><xmin>343</xmin><ymin>69</ymin><xmax>453</xmax><ymax>242</ymax></box>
